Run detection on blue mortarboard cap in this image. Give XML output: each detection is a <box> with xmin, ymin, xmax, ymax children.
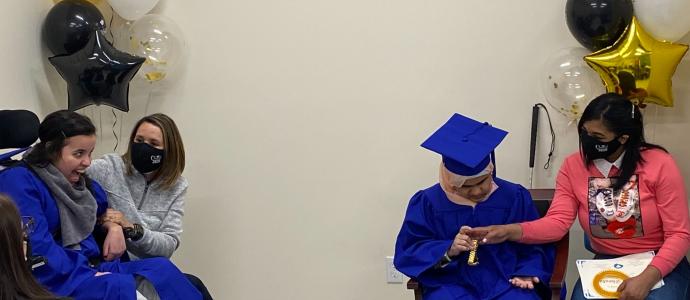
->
<box><xmin>421</xmin><ymin>113</ymin><xmax>508</xmax><ymax>176</ymax></box>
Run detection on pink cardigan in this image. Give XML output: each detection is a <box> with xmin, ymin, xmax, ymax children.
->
<box><xmin>520</xmin><ymin>148</ymin><xmax>690</xmax><ymax>277</ymax></box>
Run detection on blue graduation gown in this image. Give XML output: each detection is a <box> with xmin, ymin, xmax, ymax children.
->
<box><xmin>394</xmin><ymin>178</ymin><xmax>554</xmax><ymax>300</ymax></box>
<box><xmin>0</xmin><ymin>165</ymin><xmax>201</xmax><ymax>300</ymax></box>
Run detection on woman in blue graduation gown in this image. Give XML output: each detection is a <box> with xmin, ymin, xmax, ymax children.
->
<box><xmin>0</xmin><ymin>110</ymin><xmax>201</xmax><ymax>300</ymax></box>
<box><xmin>394</xmin><ymin>113</ymin><xmax>554</xmax><ymax>300</ymax></box>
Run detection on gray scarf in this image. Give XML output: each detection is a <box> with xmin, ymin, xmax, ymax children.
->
<box><xmin>29</xmin><ymin>163</ymin><xmax>97</xmax><ymax>249</ymax></box>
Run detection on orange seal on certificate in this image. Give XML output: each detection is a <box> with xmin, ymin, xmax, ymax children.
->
<box><xmin>592</xmin><ymin>270</ymin><xmax>629</xmax><ymax>298</ymax></box>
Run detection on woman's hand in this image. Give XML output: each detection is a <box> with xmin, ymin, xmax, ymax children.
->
<box><xmin>101</xmin><ymin>223</ymin><xmax>126</xmax><ymax>261</ymax></box>
<box><xmin>99</xmin><ymin>208</ymin><xmax>133</xmax><ymax>228</ymax></box>
<box><xmin>448</xmin><ymin>226</ymin><xmax>475</xmax><ymax>257</ymax></box>
<box><xmin>617</xmin><ymin>266</ymin><xmax>660</xmax><ymax>300</ymax></box>
<box><xmin>472</xmin><ymin>224</ymin><xmax>522</xmax><ymax>244</ymax></box>
<box><xmin>510</xmin><ymin>276</ymin><xmax>539</xmax><ymax>289</ymax></box>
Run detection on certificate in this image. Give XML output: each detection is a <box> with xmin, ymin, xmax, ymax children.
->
<box><xmin>575</xmin><ymin>251</ymin><xmax>664</xmax><ymax>299</ymax></box>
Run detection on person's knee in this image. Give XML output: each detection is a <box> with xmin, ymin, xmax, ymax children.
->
<box><xmin>645</xmin><ymin>284</ymin><xmax>688</xmax><ymax>300</ymax></box>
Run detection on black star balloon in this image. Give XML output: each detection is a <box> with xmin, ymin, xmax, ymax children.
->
<box><xmin>49</xmin><ymin>30</ymin><xmax>145</xmax><ymax>112</ymax></box>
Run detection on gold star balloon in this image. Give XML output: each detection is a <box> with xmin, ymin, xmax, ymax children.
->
<box><xmin>584</xmin><ymin>17</ymin><xmax>688</xmax><ymax>107</ymax></box>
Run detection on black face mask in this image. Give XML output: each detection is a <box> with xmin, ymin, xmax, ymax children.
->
<box><xmin>580</xmin><ymin>132</ymin><xmax>622</xmax><ymax>160</ymax></box>
<box><xmin>131</xmin><ymin>142</ymin><xmax>164</xmax><ymax>174</ymax></box>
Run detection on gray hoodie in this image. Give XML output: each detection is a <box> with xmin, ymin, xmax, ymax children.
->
<box><xmin>87</xmin><ymin>153</ymin><xmax>188</xmax><ymax>258</ymax></box>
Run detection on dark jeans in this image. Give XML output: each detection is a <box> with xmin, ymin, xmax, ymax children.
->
<box><xmin>571</xmin><ymin>256</ymin><xmax>690</xmax><ymax>300</ymax></box>
<box><xmin>184</xmin><ymin>273</ymin><xmax>214</xmax><ymax>300</ymax></box>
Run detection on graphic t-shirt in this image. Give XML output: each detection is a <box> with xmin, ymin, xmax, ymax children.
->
<box><xmin>588</xmin><ymin>175</ymin><xmax>642</xmax><ymax>239</ymax></box>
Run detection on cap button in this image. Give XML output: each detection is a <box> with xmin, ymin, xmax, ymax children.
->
<box><xmin>462</xmin><ymin>138</ymin><xmax>469</xmax><ymax>142</ymax></box>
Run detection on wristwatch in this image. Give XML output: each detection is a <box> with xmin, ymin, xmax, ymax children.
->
<box><xmin>436</xmin><ymin>251</ymin><xmax>454</xmax><ymax>268</ymax></box>
<box><xmin>443</xmin><ymin>252</ymin><xmax>454</xmax><ymax>263</ymax></box>
<box><xmin>123</xmin><ymin>223</ymin><xmax>144</xmax><ymax>241</ymax></box>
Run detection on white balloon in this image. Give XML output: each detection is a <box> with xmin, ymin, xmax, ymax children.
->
<box><xmin>634</xmin><ymin>0</ymin><xmax>690</xmax><ymax>42</ymax></box>
<box><xmin>107</xmin><ymin>0</ymin><xmax>159</xmax><ymax>21</ymax></box>
<box><xmin>128</xmin><ymin>14</ymin><xmax>186</xmax><ymax>83</ymax></box>
<box><xmin>540</xmin><ymin>47</ymin><xmax>605</xmax><ymax>122</ymax></box>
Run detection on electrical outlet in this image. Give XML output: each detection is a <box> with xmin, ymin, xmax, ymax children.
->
<box><xmin>386</xmin><ymin>256</ymin><xmax>404</xmax><ymax>283</ymax></box>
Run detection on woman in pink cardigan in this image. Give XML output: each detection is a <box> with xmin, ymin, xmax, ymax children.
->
<box><xmin>476</xmin><ymin>93</ymin><xmax>690</xmax><ymax>300</ymax></box>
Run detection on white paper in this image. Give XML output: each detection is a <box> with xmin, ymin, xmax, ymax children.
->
<box><xmin>575</xmin><ymin>251</ymin><xmax>664</xmax><ymax>299</ymax></box>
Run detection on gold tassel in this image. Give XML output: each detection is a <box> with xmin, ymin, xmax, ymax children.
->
<box><xmin>467</xmin><ymin>240</ymin><xmax>479</xmax><ymax>266</ymax></box>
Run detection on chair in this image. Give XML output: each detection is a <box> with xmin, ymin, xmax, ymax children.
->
<box><xmin>406</xmin><ymin>188</ymin><xmax>569</xmax><ymax>300</ymax></box>
<box><xmin>0</xmin><ymin>110</ymin><xmax>39</xmax><ymax>149</ymax></box>
<box><xmin>0</xmin><ymin>110</ymin><xmax>45</xmax><ymax>270</ymax></box>
<box><xmin>0</xmin><ymin>110</ymin><xmax>39</xmax><ymax>170</ymax></box>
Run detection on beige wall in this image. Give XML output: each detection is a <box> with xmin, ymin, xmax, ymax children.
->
<box><xmin>0</xmin><ymin>3</ymin><xmax>53</xmax><ymax>116</ymax></box>
<box><xmin>2</xmin><ymin>1</ymin><xmax>690</xmax><ymax>299</ymax></box>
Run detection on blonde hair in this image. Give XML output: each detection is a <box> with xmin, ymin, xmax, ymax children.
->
<box><xmin>123</xmin><ymin>113</ymin><xmax>185</xmax><ymax>189</ymax></box>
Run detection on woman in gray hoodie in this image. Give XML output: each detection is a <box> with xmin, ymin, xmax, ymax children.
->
<box><xmin>87</xmin><ymin>113</ymin><xmax>187</xmax><ymax>259</ymax></box>
<box><xmin>87</xmin><ymin>114</ymin><xmax>213</xmax><ymax>299</ymax></box>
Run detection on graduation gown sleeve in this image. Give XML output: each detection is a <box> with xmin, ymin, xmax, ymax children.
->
<box><xmin>394</xmin><ymin>190</ymin><xmax>453</xmax><ymax>287</ymax></box>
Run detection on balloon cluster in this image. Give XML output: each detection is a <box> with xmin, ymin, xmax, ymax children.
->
<box><xmin>45</xmin><ymin>0</ymin><xmax>186</xmax><ymax>112</ymax></box>
<box><xmin>543</xmin><ymin>0</ymin><xmax>690</xmax><ymax>121</ymax></box>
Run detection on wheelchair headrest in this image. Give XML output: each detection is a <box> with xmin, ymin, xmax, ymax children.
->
<box><xmin>0</xmin><ymin>110</ymin><xmax>40</xmax><ymax>149</ymax></box>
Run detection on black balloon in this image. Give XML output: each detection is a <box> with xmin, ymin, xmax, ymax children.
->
<box><xmin>49</xmin><ymin>31</ymin><xmax>145</xmax><ymax>112</ymax></box>
<box><xmin>565</xmin><ymin>0</ymin><xmax>633</xmax><ymax>51</ymax></box>
<box><xmin>43</xmin><ymin>0</ymin><xmax>106</xmax><ymax>56</ymax></box>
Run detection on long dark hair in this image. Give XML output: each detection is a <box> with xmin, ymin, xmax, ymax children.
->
<box><xmin>0</xmin><ymin>194</ymin><xmax>57</xmax><ymax>299</ymax></box>
<box><xmin>577</xmin><ymin>93</ymin><xmax>666</xmax><ymax>189</ymax></box>
<box><xmin>24</xmin><ymin>110</ymin><xmax>96</xmax><ymax>167</ymax></box>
